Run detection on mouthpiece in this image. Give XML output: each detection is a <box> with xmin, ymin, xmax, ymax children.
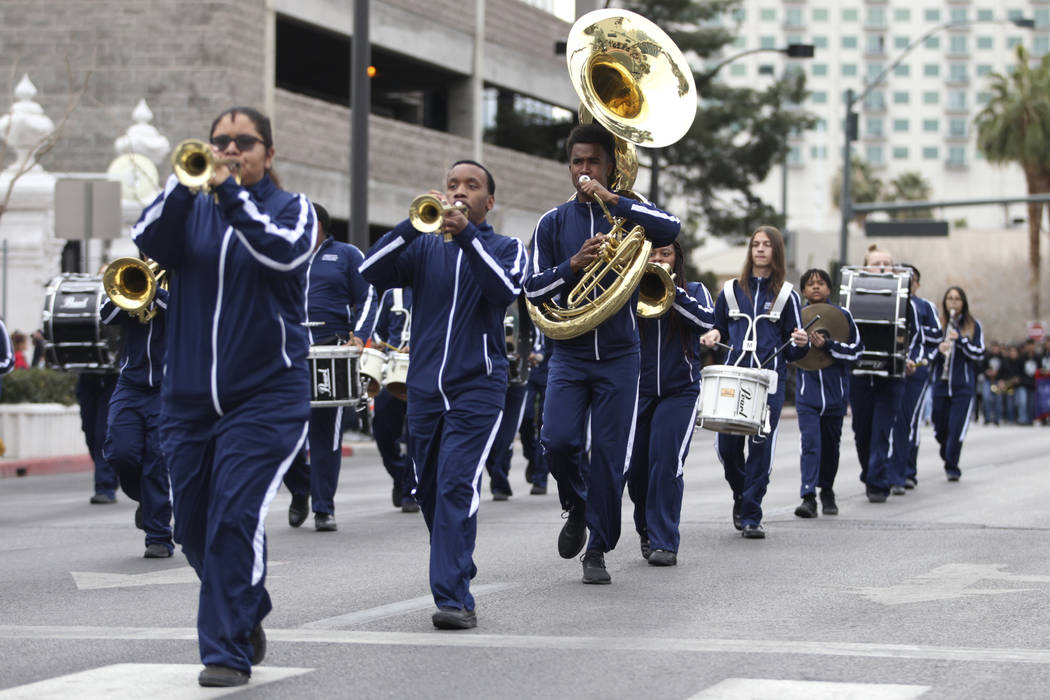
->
<box><xmin>578</xmin><ymin>175</ymin><xmax>591</xmax><ymax>185</ymax></box>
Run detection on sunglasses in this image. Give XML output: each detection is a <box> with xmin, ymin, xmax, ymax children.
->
<box><xmin>210</xmin><ymin>134</ymin><xmax>265</xmax><ymax>151</ymax></box>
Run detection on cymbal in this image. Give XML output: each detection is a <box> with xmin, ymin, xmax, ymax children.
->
<box><xmin>792</xmin><ymin>303</ymin><xmax>850</xmax><ymax>371</ymax></box>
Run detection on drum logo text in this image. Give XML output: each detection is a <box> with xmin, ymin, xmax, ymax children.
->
<box><xmin>60</xmin><ymin>296</ymin><xmax>90</xmax><ymax>309</ymax></box>
<box><xmin>317</xmin><ymin>368</ymin><xmax>332</xmax><ymax>396</ymax></box>
<box><xmin>736</xmin><ymin>387</ymin><xmax>752</xmax><ymax>417</ymax></box>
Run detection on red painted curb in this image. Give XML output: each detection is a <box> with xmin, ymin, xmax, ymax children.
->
<box><xmin>0</xmin><ymin>454</ymin><xmax>93</xmax><ymax>478</ymax></box>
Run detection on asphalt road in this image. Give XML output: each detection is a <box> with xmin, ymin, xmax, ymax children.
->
<box><xmin>1</xmin><ymin>416</ymin><xmax>1049</xmax><ymax>699</ymax></box>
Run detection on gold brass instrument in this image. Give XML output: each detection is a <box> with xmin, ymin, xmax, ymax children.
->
<box><xmin>527</xmin><ymin>9</ymin><xmax>697</xmax><ymax>340</ymax></box>
<box><xmin>102</xmin><ymin>257</ymin><xmax>167</xmax><ymax>324</ymax></box>
<box><xmin>408</xmin><ymin>194</ymin><xmax>467</xmax><ymax>243</ymax></box>
<box><xmin>171</xmin><ymin>139</ymin><xmax>241</xmax><ymax>190</ymax></box>
<box><xmin>791</xmin><ymin>303</ymin><xmax>851</xmax><ymax>371</ymax></box>
<box><xmin>636</xmin><ymin>261</ymin><xmax>675</xmax><ymax>318</ymax></box>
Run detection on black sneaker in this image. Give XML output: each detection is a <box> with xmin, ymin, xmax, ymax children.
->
<box><xmin>89</xmin><ymin>493</ymin><xmax>116</xmax><ymax>505</ymax></box>
<box><xmin>794</xmin><ymin>494</ymin><xmax>818</xmax><ymax>519</ymax></box>
<box><xmin>432</xmin><ymin>606</ymin><xmax>477</xmax><ymax>630</ymax></box>
<box><xmin>904</xmin><ymin>477</ymin><xmax>917</xmax><ymax>490</ymax></box>
<box><xmin>314</xmin><ymin>512</ymin><xmax>338</xmax><ymax>531</ymax></box>
<box><xmin>492</xmin><ymin>490</ymin><xmax>511</xmax><ymax>501</ymax></box>
<box><xmin>249</xmin><ymin>623</ymin><xmax>266</xmax><ymax>665</ymax></box>
<box><xmin>732</xmin><ymin>500</ymin><xmax>743</xmax><ymax>531</ymax></box>
<box><xmin>639</xmin><ymin>534</ymin><xmax>651</xmax><ymax>560</ymax></box>
<box><xmin>741</xmin><ymin>524</ymin><xmax>765</xmax><ymax>539</ymax></box>
<box><xmin>401</xmin><ymin>498</ymin><xmax>420</xmax><ymax>513</ymax></box>
<box><xmin>890</xmin><ymin>485</ymin><xmax>906</xmax><ymax>496</ymax></box>
<box><xmin>581</xmin><ymin>549</ymin><xmax>611</xmax><ymax>584</ymax></box>
<box><xmin>819</xmin><ymin>488</ymin><xmax>838</xmax><ymax>515</ymax></box>
<box><xmin>143</xmin><ymin>543</ymin><xmax>172</xmax><ymax>559</ymax></box>
<box><xmin>198</xmin><ymin>665</ymin><xmax>249</xmax><ymax>687</ymax></box>
<box><xmin>647</xmin><ymin>549</ymin><xmax>677</xmax><ymax>566</ymax></box>
<box><xmin>524</xmin><ymin>461</ymin><xmax>535</xmax><ymax>483</ymax></box>
<box><xmin>866</xmin><ymin>485</ymin><xmax>888</xmax><ymax>503</ymax></box>
<box><xmin>946</xmin><ymin>470</ymin><xmax>961</xmax><ymax>482</ymax></box>
<box><xmin>558</xmin><ymin>506</ymin><xmax>587</xmax><ymax>559</ymax></box>
<box><xmin>288</xmin><ymin>494</ymin><xmax>309</xmax><ymax>528</ymax></box>
<box><xmin>529</xmin><ymin>484</ymin><xmax>547</xmax><ymax>495</ymax></box>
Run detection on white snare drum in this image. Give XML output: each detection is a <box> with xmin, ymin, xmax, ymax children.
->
<box><xmin>308</xmin><ymin>345</ymin><xmax>361</xmax><ymax>406</ymax></box>
<box><xmin>697</xmin><ymin>365</ymin><xmax>778</xmax><ymax>436</ymax></box>
<box><xmin>358</xmin><ymin>347</ymin><xmax>386</xmax><ymax>398</ymax></box>
<box><xmin>384</xmin><ymin>352</ymin><xmax>410</xmax><ymax>401</ymax></box>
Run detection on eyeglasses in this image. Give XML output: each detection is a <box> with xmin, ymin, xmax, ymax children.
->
<box><xmin>210</xmin><ymin>134</ymin><xmax>264</xmax><ymax>151</ymax></box>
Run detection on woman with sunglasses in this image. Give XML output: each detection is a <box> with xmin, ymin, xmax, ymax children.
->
<box><xmin>132</xmin><ymin>107</ymin><xmax>317</xmax><ymax>688</ymax></box>
<box><xmin>930</xmin><ymin>286</ymin><xmax>985</xmax><ymax>481</ymax></box>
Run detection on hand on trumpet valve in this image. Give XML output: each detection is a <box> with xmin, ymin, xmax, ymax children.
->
<box><xmin>426</xmin><ymin>190</ymin><xmax>469</xmax><ymax>238</ymax></box>
<box><xmin>570</xmin><ymin>234</ymin><xmax>607</xmax><ymax>272</ymax></box>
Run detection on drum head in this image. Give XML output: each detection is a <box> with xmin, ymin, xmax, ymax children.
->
<box><xmin>42</xmin><ymin>274</ymin><xmax>121</xmax><ymax>371</ymax></box>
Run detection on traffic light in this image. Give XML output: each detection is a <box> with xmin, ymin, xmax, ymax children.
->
<box><xmin>785</xmin><ymin>44</ymin><xmax>815</xmax><ymax>58</ymax></box>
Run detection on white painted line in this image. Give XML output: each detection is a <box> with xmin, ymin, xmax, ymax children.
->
<box><xmin>71</xmin><ymin>562</ymin><xmax>288</xmax><ymax>590</ymax></box>
<box><xmin>687</xmin><ymin>678</ymin><xmax>930</xmax><ymax>700</ymax></box>
<box><xmin>2</xmin><ymin>626</ymin><xmax>1050</xmax><ymax>665</ymax></box>
<box><xmin>0</xmin><ymin>663</ymin><xmax>313</xmax><ymax>699</ymax></box>
<box><xmin>850</xmin><ymin>563</ymin><xmax>1050</xmax><ymax>605</ymax></box>
<box><xmin>302</xmin><ymin>582</ymin><xmax>519</xmax><ymax>628</ymax></box>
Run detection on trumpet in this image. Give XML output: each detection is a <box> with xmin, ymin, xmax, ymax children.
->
<box><xmin>103</xmin><ymin>257</ymin><xmax>167</xmax><ymax>324</ymax></box>
<box><xmin>408</xmin><ymin>194</ymin><xmax>467</xmax><ymax>242</ymax></box>
<box><xmin>171</xmin><ymin>139</ymin><xmax>240</xmax><ymax>190</ymax></box>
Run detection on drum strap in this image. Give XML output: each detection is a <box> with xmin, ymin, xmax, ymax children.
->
<box><xmin>722</xmin><ymin>280</ymin><xmax>794</xmax><ymax>320</ymax></box>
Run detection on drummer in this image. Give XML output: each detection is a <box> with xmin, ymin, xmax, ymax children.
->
<box><xmin>699</xmin><ymin>226</ymin><xmax>809</xmax><ymax>539</ymax></box>
<box><xmin>792</xmin><ymin>268</ymin><xmax>863</xmax><ymax>519</ymax></box>
<box><xmin>283</xmin><ymin>203</ymin><xmax>377</xmax><ymax>532</ymax></box>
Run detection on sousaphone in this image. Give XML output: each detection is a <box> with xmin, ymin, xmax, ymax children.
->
<box><xmin>527</xmin><ymin>9</ymin><xmax>698</xmax><ymax>339</ymax></box>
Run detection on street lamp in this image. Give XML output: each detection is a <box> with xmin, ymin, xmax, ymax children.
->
<box><xmin>837</xmin><ymin>17</ymin><xmax>1035</xmax><ymax>270</ymax></box>
<box><xmin>648</xmin><ymin>43</ymin><xmax>815</xmax><ymax>205</ymax></box>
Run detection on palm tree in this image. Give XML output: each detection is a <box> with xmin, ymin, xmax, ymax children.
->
<box><xmin>974</xmin><ymin>45</ymin><xmax>1050</xmax><ymax>318</ymax></box>
<box><xmin>831</xmin><ymin>156</ymin><xmax>883</xmax><ymax>225</ymax></box>
<box><xmin>886</xmin><ymin>172</ymin><xmax>933</xmax><ymax>220</ymax></box>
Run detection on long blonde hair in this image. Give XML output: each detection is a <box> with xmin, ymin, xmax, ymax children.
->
<box><xmin>738</xmin><ymin>225</ymin><xmax>786</xmax><ymax>300</ymax></box>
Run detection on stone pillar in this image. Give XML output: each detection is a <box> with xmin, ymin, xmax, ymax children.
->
<box><xmin>0</xmin><ymin>74</ymin><xmax>64</xmax><ymax>336</ymax></box>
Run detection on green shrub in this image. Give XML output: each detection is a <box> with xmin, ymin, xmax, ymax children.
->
<box><xmin>1</xmin><ymin>368</ymin><xmax>78</xmax><ymax>405</ymax></box>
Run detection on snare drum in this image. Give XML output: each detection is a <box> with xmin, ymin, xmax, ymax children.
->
<box><xmin>384</xmin><ymin>352</ymin><xmax>410</xmax><ymax>401</ymax></box>
<box><xmin>307</xmin><ymin>345</ymin><xmax>361</xmax><ymax>406</ymax></box>
<box><xmin>359</xmin><ymin>347</ymin><xmax>386</xmax><ymax>398</ymax></box>
<box><xmin>840</xmin><ymin>268</ymin><xmax>911</xmax><ymax>377</ymax></box>
<box><xmin>41</xmin><ymin>274</ymin><xmax>121</xmax><ymax>372</ymax></box>
<box><xmin>697</xmin><ymin>365</ymin><xmax>778</xmax><ymax>436</ymax></box>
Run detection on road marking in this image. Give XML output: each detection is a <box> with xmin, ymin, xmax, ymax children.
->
<box><xmin>0</xmin><ymin>663</ymin><xmax>313</xmax><ymax>699</ymax></box>
<box><xmin>3</xmin><ymin>625</ymin><xmax>1050</xmax><ymax>665</ymax></box>
<box><xmin>301</xmin><ymin>582</ymin><xmax>518</xmax><ymax>628</ymax></box>
<box><xmin>850</xmin><ymin>563</ymin><xmax>1050</xmax><ymax>605</ymax></box>
<box><xmin>70</xmin><ymin>562</ymin><xmax>288</xmax><ymax>590</ymax></box>
<box><xmin>687</xmin><ymin>678</ymin><xmax>930</xmax><ymax>700</ymax></box>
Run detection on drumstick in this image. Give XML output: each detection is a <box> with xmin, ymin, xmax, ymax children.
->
<box><xmin>713</xmin><ymin>341</ymin><xmax>734</xmax><ymax>353</ymax></box>
<box><xmin>759</xmin><ymin>314</ymin><xmax>820</xmax><ymax>369</ymax></box>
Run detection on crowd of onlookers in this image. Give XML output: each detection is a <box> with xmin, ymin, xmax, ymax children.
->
<box><xmin>6</xmin><ymin>330</ymin><xmax>47</xmax><ymax>372</ymax></box>
<box><xmin>974</xmin><ymin>338</ymin><xmax>1050</xmax><ymax>426</ymax></box>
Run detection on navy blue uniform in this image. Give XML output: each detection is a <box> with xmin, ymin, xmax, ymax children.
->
<box><xmin>361</xmin><ymin>217</ymin><xmax>526</xmax><ymax>613</ymax></box>
<box><xmin>626</xmin><ymin>282</ymin><xmax>714</xmax><ymax>554</ymax></box>
<box><xmin>284</xmin><ymin>236</ymin><xmax>377</xmax><ymax>517</ymax></box>
<box><xmin>76</xmin><ymin>372</ymin><xmax>118</xmax><ymax>499</ymax></box>
<box><xmin>794</xmin><ymin>305</ymin><xmax>863</xmax><ymax>497</ymax></box>
<box><xmin>930</xmin><ymin>318</ymin><xmax>985</xmax><ymax>479</ymax></box>
<box><xmin>100</xmin><ymin>287</ymin><xmax>173</xmax><ymax>552</ymax></box>
<box><xmin>525</xmin><ymin>194</ymin><xmax>680</xmax><ymax>555</ymax></box>
<box><xmin>132</xmin><ymin>172</ymin><xmax>315</xmax><ymax>674</ymax></box>
<box><xmin>0</xmin><ymin>319</ymin><xmax>14</xmax><ymax>396</ymax></box>
<box><xmin>894</xmin><ymin>296</ymin><xmax>942</xmax><ymax>486</ymax></box>
<box><xmin>520</xmin><ymin>332</ymin><xmax>550</xmax><ymax>489</ymax></box>
<box><xmin>711</xmin><ymin>278</ymin><xmax>807</xmax><ymax>529</ymax></box>
<box><xmin>370</xmin><ymin>287</ymin><xmax>416</xmax><ymax>507</ymax></box>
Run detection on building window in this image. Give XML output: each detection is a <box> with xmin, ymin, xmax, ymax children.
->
<box><xmin>923</xmin><ymin>119</ymin><xmax>939</xmax><ymax>132</ymax></box>
<box><xmin>923</xmin><ymin>91</ymin><xmax>940</xmax><ymax>105</ymax></box>
<box><xmin>894</xmin><ymin>64</ymin><xmax>910</xmax><ymax>77</ymax></box>
<box><xmin>810</xmin><ymin>145</ymin><xmax>828</xmax><ymax>160</ymax></box>
<box><xmin>760</xmin><ymin>8</ymin><xmax>776</xmax><ymax>21</ymax></box>
<box><xmin>893</xmin><ymin>91</ymin><xmax>909</xmax><ymax>105</ymax></box>
<box><xmin>843</xmin><ymin>36</ymin><xmax>858</xmax><ymax>49</ymax></box>
<box><xmin>732</xmin><ymin>37</ymin><xmax>745</xmax><ymax>49</ymax></box>
<box><xmin>976</xmin><ymin>64</ymin><xmax>993</xmax><ymax>76</ymax></box>
<box><xmin>950</xmin><ymin>8</ymin><xmax>968</xmax><ymax>23</ymax></box>
<box><xmin>949</xmin><ymin>35</ymin><xmax>968</xmax><ymax>55</ymax></box>
<box><xmin>949</xmin><ymin>64</ymin><xmax>968</xmax><ymax>83</ymax></box>
<box><xmin>867</xmin><ymin>62</ymin><xmax>884</xmax><ymax>79</ymax></box>
<box><xmin>977</xmin><ymin>9</ymin><xmax>994</xmax><ymax>22</ymax></box>
<box><xmin>867</xmin><ymin>35</ymin><xmax>886</xmax><ymax>54</ymax></box>
<box><xmin>1035</xmin><ymin>36</ymin><xmax>1050</xmax><ymax>56</ymax></box>
<box><xmin>812</xmin><ymin>64</ymin><xmax>828</xmax><ymax>77</ymax></box>
<box><xmin>923</xmin><ymin>64</ymin><xmax>940</xmax><ymax>77</ymax></box>
<box><xmin>842</xmin><ymin>64</ymin><xmax>858</xmax><ymax>76</ymax></box>
<box><xmin>813</xmin><ymin>8</ymin><xmax>829</xmax><ymax>22</ymax></box>
<box><xmin>864</xmin><ymin>92</ymin><xmax>886</xmax><ymax>110</ymax></box>
<box><xmin>760</xmin><ymin>36</ymin><xmax>777</xmax><ymax>49</ymax></box>
<box><xmin>976</xmin><ymin>91</ymin><xmax>992</xmax><ymax>105</ymax></box>
<box><xmin>785</xmin><ymin>8</ymin><xmax>803</xmax><ymax>26</ymax></box>
<box><xmin>893</xmin><ymin>118</ymin><xmax>909</xmax><ymax>132</ymax></box>
<box><xmin>1007</xmin><ymin>37</ymin><xmax>1023</xmax><ymax>49</ymax></box>
<box><xmin>788</xmin><ymin>145</ymin><xmax>802</xmax><ymax>164</ymax></box>
<box><xmin>731</xmin><ymin>8</ymin><xmax>745</xmax><ymax>21</ymax></box>
<box><xmin>923</xmin><ymin>146</ymin><xmax>939</xmax><ymax>160</ymax></box>
<box><xmin>925</xmin><ymin>36</ymin><xmax>940</xmax><ymax>50</ymax></box>
<box><xmin>843</xmin><ymin>8</ymin><xmax>858</xmax><ymax>22</ymax></box>
<box><xmin>925</xmin><ymin>9</ymin><xmax>941</xmax><ymax>22</ymax></box>
<box><xmin>867</xmin><ymin>7</ymin><xmax>885</xmax><ymax>27</ymax></box>
<box><xmin>893</xmin><ymin>146</ymin><xmax>909</xmax><ymax>160</ymax></box>
<box><xmin>786</xmin><ymin>34</ymin><xmax>804</xmax><ymax>46</ymax></box>
<box><xmin>866</xmin><ymin>145</ymin><xmax>884</xmax><ymax>165</ymax></box>
<box><xmin>895</xmin><ymin>36</ymin><xmax>909</xmax><ymax>50</ymax></box>
<box><xmin>814</xmin><ymin>36</ymin><xmax>829</xmax><ymax>49</ymax></box>
<box><xmin>730</xmin><ymin>63</ymin><xmax>747</xmax><ymax>76</ymax></box>
<box><xmin>977</xmin><ymin>36</ymin><xmax>993</xmax><ymax>50</ymax></box>
<box><xmin>948</xmin><ymin>146</ymin><xmax>966</xmax><ymax>166</ymax></box>
<box><xmin>867</xmin><ymin>118</ymin><xmax>884</xmax><ymax>136</ymax></box>
<box><xmin>1008</xmin><ymin>9</ymin><xmax>1024</xmax><ymax>22</ymax></box>
<box><xmin>949</xmin><ymin>119</ymin><xmax>967</xmax><ymax>137</ymax></box>
<box><xmin>947</xmin><ymin>91</ymin><xmax>967</xmax><ymax>110</ymax></box>
<box><xmin>758</xmin><ymin>64</ymin><xmax>775</xmax><ymax>76</ymax></box>
<box><xmin>895</xmin><ymin>8</ymin><xmax>911</xmax><ymax>22</ymax></box>
<box><xmin>811</xmin><ymin>91</ymin><xmax>828</xmax><ymax>104</ymax></box>
<box><xmin>1036</xmin><ymin>9</ymin><xmax>1050</xmax><ymax>29</ymax></box>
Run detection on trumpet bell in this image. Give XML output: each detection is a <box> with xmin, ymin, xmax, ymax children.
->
<box><xmin>102</xmin><ymin>257</ymin><xmax>164</xmax><ymax>323</ymax></box>
<box><xmin>408</xmin><ymin>194</ymin><xmax>445</xmax><ymax>233</ymax></box>
<box><xmin>171</xmin><ymin>139</ymin><xmax>214</xmax><ymax>189</ymax></box>
<box><xmin>567</xmin><ymin>9</ymin><xmax>698</xmax><ymax>149</ymax></box>
<box><xmin>636</xmin><ymin>261</ymin><xmax>675</xmax><ymax>318</ymax></box>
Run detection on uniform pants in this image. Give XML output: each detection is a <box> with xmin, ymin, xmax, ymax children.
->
<box><xmin>373</xmin><ymin>389</ymin><xmax>415</xmax><ymax>503</ymax></box>
<box><xmin>716</xmin><ymin>388</ymin><xmax>785</xmax><ymax>528</ymax></box>
<box><xmin>485</xmin><ymin>383</ymin><xmax>528</xmax><ymax>496</ymax></box>
<box><xmin>796</xmin><ymin>404</ymin><xmax>844</xmax><ymax>497</ymax></box>
<box><xmin>932</xmin><ymin>390</ymin><xmax>975</xmax><ymax>477</ymax></box>
<box><xmin>307</xmin><ymin>406</ymin><xmax>344</xmax><ymax>515</ymax></box>
<box><xmin>520</xmin><ymin>381</ymin><xmax>548</xmax><ymax>487</ymax></box>
<box><xmin>850</xmin><ymin>376</ymin><xmax>904</xmax><ymax>492</ymax></box>
<box><xmin>896</xmin><ymin>369</ymin><xmax>931</xmax><ymax>484</ymax></box>
<box><xmin>626</xmin><ymin>387</ymin><xmax>699</xmax><ymax>553</ymax></box>
<box><xmin>76</xmin><ymin>374</ymin><xmax>118</xmax><ymax>497</ymax></box>
<box><xmin>407</xmin><ymin>388</ymin><xmax>503</xmax><ymax>611</ymax></box>
<box><xmin>159</xmin><ymin>381</ymin><xmax>309</xmax><ymax>673</ymax></box>
<box><xmin>103</xmin><ymin>381</ymin><xmax>172</xmax><ymax>550</ymax></box>
<box><xmin>542</xmin><ymin>352</ymin><xmax>640</xmax><ymax>553</ymax></box>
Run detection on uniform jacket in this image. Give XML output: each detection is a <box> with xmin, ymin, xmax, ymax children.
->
<box><xmin>795</xmin><ymin>303</ymin><xmax>864</xmax><ymax>415</ymax></box>
<box><xmin>305</xmin><ymin>236</ymin><xmax>377</xmax><ymax>344</ymax></box>
<box><xmin>372</xmin><ymin>287</ymin><xmax>413</xmax><ymax>350</ymax></box>
<box><xmin>638</xmin><ymin>281</ymin><xmax>714</xmax><ymax>397</ymax></box>
<box><xmin>0</xmin><ymin>319</ymin><xmax>14</xmax><ymax>377</ymax></box>
<box><xmin>524</xmin><ymin>195</ymin><xmax>680</xmax><ymax>361</ymax></box>
<box><xmin>913</xmin><ymin>295</ymin><xmax>943</xmax><ymax>364</ymax></box>
<box><xmin>359</xmin><ymin>218</ymin><xmax>527</xmax><ymax>408</ymax></box>
<box><xmin>931</xmin><ymin>318</ymin><xmax>985</xmax><ymax>397</ymax></box>
<box><xmin>131</xmin><ymin>173</ymin><xmax>316</xmax><ymax>414</ymax></box>
<box><xmin>99</xmin><ymin>287</ymin><xmax>169</xmax><ymax>390</ymax></box>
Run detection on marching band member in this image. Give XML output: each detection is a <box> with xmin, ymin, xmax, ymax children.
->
<box><xmin>283</xmin><ymin>203</ymin><xmax>377</xmax><ymax>532</ymax></box>
<box><xmin>370</xmin><ymin>286</ymin><xmax>418</xmax><ymax>513</ymax></box>
<box><xmin>360</xmin><ymin>160</ymin><xmax>526</xmax><ymax>630</ymax></box>
<box><xmin>700</xmin><ymin>226</ymin><xmax>808</xmax><ymax>539</ymax></box>
<box><xmin>525</xmin><ymin>123</ymin><xmax>680</xmax><ymax>584</ymax></box>
<box><xmin>484</xmin><ymin>309</ymin><xmax>531</xmax><ymax>501</ymax></box>
<box><xmin>132</xmin><ymin>106</ymin><xmax>316</xmax><ymax>687</ymax></box>
<box><xmin>626</xmin><ymin>241</ymin><xmax>714</xmax><ymax>565</ymax></box>
<box><xmin>0</xmin><ymin>318</ymin><xmax>15</xmax><ymax>396</ymax></box>
<box><xmin>930</xmin><ymin>286</ymin><xmax>985</xmax><ymax>481</ymax></box>
<box><xmin>100</xmin><ymin>263</ymin><xmax>174</xmax><ymax>558</ymax></box>
<box><xmin>792</xmin><ymin>268</ymin><xmax>863</xmax><ymax>518</ymax></box>
<box><xmin>894</xmin><ymin>264</ymin><xmax>942</xmax><ymax>490</ymax></box>
<box><xmin>78</xmin><ymin>371</ymin><xmax>119</xmax><ymax>504</ymax></box>
<box><xmin>520</xmin><ymin>330</ymin><xmax>550</xmax><ymax>495</ymax></box>
<box><xmin>849</xmin><ymin>245</ymin><xmax>923</xmax><ymax>502</ymax></box>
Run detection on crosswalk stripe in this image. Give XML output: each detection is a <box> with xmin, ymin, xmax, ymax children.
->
<box><xmin>687</xmin><ymin>678</ymin><xmax>930</xmax><ymax>699</ymax></box>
